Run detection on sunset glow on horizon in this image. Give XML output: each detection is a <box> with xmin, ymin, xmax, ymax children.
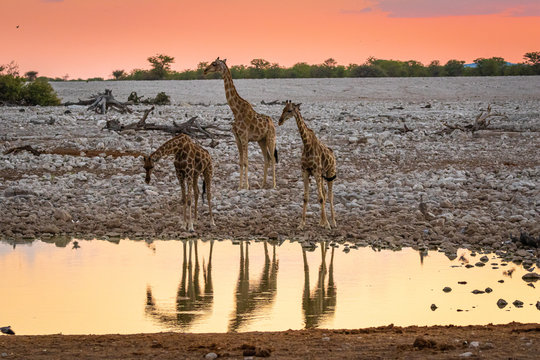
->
<box><xmin>2</xmin><ymin>0</ymin><xmax>539</xmax><ymax>79</ymax></box>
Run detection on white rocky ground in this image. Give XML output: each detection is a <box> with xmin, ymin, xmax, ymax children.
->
<box><xmin>0</xmin><ymin>77</ymin><xmax>539</xmax><ymax>266</ymax></box>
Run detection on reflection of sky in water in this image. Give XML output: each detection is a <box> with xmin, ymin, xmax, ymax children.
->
<box><xmin>0</xmin><ymin>239</ymin><xmax>538</xmax><ymax>335</ymax></box>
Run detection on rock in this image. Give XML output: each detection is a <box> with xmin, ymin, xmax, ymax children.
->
<box><xmin>54</xmin><ymin>209</ymin><xmax>72</xmax><ymax>222</ymax></box>
<box><xmin>536</xmin><ymin>301</ymin><xmax>540</xmax><ymax>311</ymax></box>
<box><xmin>485</xmin><ymin>287</ymin><xmax>493</xmax><ymax>293</ymax></box>
<box><xmin>443</xmin><ymin>287</ymin><xmax>452</xmax><ymax>293</ymax></box>
<box><xmin>472</xmin><ymin>290</ymin><xmax>485</xmax><ymax>294</ymax></box>
<box><xmin>469</xmin><ymin>341</ymin><xmax>479</xmax><ymax>348</ymax></box>
<box><xmin>430</xmin><ymin>304</ymin><xmax>438</xmax><ymax>311</ymax></box>
<box><xmin>516</xmin><ymin>249</ymin><xmax>529</xmax><ymax>257</ymax></box>
<box><xmin>459</xmin><ymin>352</ymin><xmax>474</xmax><ymax>357</ymax></box>
<box><xmin>480</xmin><ymin>255</ymin><xmax>489</xmax><ymax>262</ymax></box>
<box><xmin>413</xmin><ymin>336</ymin><xmax>436</xmax><ymax>349</ymax></box>
<box><xmin>513</xmin><ymin>300</ymin><xmax>524</xmax><ymax>308</ymax></box>
<box><xmin>480</xmin><ymin>342</ymin><xmax>495</xmax><ymax>350</ymax></box>
<box><xmin>475</xmin><ymin>262</ymin><xmax>485</xmax><ymax>267</ymax></box>
<box><xmin>205</xmin><ymin>353</ymin><xmax>218</xmax><ymax>360</ymax></box>
<box><xmin>497</xmin><ymin>299</ymin><xmax>508</xmax><ymax>308</ymax></box>
<box><xmin>522</xmin><ymin>272</ymin><xmax>540</xmax><ymax>282</ymax></box>
<box><xmin>42</xmin><ymin>224</ymin><xmax>60</xmax><ymax>234</ymax></box>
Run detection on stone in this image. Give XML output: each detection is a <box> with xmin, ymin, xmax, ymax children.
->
<box><xmin>205</xmin><ymin>353</ymin><xmax>218</xmax><ymax>360</ymax></box>
<box><xmin>459</xmin><ymin>352</ymin><xmax>474</xmax><ymax>357</ymax></box>
<box><xmin>430</xmin><ymin>304</ymin><xmax>438</xmax><ymax>311</ymax></box>
<box><xmin>443</xmin><ymin>287</ymin><xmax>452</xmax><ymax>293</ymax></box>
<box><xmin>54</xmin><ymin>209</ymin><xmax>72</xmax><ymax>222</ymax></box>
<box><xmin>485</xmin><ymin>287</ymin><xmax>493</xmax><ymax>293</ymax></box>
<box><xmin>513</xmin><ymin>300</ymin><xmax>524</xmax><ymax>308</ymax></box>
<box><xmin>522</xmin><ymin>272</ymin><xmax>540</xmax><ymax>282</ymax></box>
<box><xmin>471</xmin><ymin>290</ymin><xmax>485</xmax><ymax>294</ymax></box>
<box><xmin>497</xmin><ymin>299</ymin><xmax>508</xmax><ymax>308</ymax></box>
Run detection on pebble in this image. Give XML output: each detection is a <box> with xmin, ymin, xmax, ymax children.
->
<box><xmin>430</xmin><ymin>304</ymin><xmax>438</xmax><ymax>311</ymax></box>
<box><xmin>513</xmin><ymin>300</ymin><xmax>524</xmax><ymax>308</ymax></box>
<box><xmin>497</xmin><ymin>299</ymin><xmax>508</xmax><ymax>308</ymax></box>
<box><xmin>205</xmin><ymin>353</ymin><xmax>218</xmax><ymax>360</ymax></box>
<box><xmin>459</xmin><ymin>352</ymin><xmax>474</xmax><ymax>357</ymax></box>
<box><xmin>443</xmin><ymin>287</ymin><xmax>452</xmax><ymax>293</ymax></box>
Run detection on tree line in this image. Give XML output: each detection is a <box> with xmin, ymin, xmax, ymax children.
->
<box><xmin>106</xmin><ymin>52</ymin><xmax>540</xmax><ymax>81</ymax></box>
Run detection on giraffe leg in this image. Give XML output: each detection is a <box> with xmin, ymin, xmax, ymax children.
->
<box><xmin>268</xmin><ymin>136</ymin><xmax>277</xmax><ymax>189</ymax></box>
<box><xmin>176</xmin><ymin>172</ymin><xmax>187</xmax><ymax>230</ymax></box>
<box><xmin>186</xmin><ymin>175</ymin><xmax>194</xmax><ymax>232</ymax></box>
<box><xmin>327</xmin><ymin>180</ymin><xmax>337</xmax><ymax>228</ymax></box>
<box><xmin>192</xmin><ymin>174</ymin><xmax>199</xmax><ymax>223</ymax></box>
<box><xmin>234</xmin><ymin>134</ymin><xmax>244</xmax><ymax>190</ymax></box>
<box><xmin>258</xmin><ymin>139</ymin><xmax>269</xmax><ymax>188</ymax></box>
<box><xmin>298</xmin><ymin>171</ymin><xmax>310</xmax><ymax>230</ymax></box>
<box><xmin>316</xmin><ymin>174</ymin><xmax>330</xmax><ymax>229</ymax></box>
<box><xmin>204</xmin><ymin>168</ymin><xmax>215</xmax><ymax>227</ymax></box>
<box><xmin>242</xmin><ymin>142</ymin><xmax>249</xmax><ymax>190</ymax></box>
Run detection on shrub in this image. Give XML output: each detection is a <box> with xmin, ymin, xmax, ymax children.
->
<box><xmin>22</xmin><ymin>78</ymin><xmax>61</xmax><ymax>105</ymax></box>
<box><xmin>0</xmin><ymin>74</ymin><xmax>25</xmax><ymax>103</ymax></box>
<box><xmin>0</xmin><ymin>75</ymin><xmax>60</xmax><ymax>106</ymax></box>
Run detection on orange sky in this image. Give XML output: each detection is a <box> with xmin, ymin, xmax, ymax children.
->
<box><xmin>2</xmin><ymin>0</ymin><xmax>539</xmax><ymax>79</ymax></box>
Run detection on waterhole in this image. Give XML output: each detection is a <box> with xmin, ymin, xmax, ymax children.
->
<box><xmin>1</xmin><ymin>238</ymin><xmax>538</xmax><ymax>335</ymax></box>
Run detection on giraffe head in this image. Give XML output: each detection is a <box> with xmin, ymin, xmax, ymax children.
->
<box><xmin>278</xmin><ymin>100</ymin><xmax>301</xmax><ymax>126</ymax></box>
<box><xmin>203</xmin><ymin>57</ymin><xmax>227</xmax><ymax>76</ymax></box>
<box><xmin>143</xmin><ymin>155</ymin><xmax>154</xmax><ymax>184</ymax></box>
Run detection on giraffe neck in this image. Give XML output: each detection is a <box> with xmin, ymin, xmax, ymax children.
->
<box><xmin>221</xmin><ymin>66</ymin><xmax>249</xmax><ymax>117</ymax></box>
<box><xmin>150</xmin><ymin>136</ymin><xmax>183</xmax><ymax>163</ymax></box>
<box><xmin>293</xmin><ymin>110</ymin><xmax>311</xmax><ymax>145</ymax></box>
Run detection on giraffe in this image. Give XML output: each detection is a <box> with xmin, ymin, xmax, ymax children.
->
<box><xmin>203</xmin><ymin>57</ymin><xmax>277</xmax><ymax>190</ymax></box>
<box><xmin>278</xmin><ymin>101</ymin><xmax>337</xmax><ymax>230</ymax></box>
<box><xmin>143</xmin><ymin>133</ymin><xmax>214</xmax><ymax>232</ymax></box>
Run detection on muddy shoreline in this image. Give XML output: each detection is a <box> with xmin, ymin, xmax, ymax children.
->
<box><xmin>1</xmin><ymin>323</ymin><xmax>539</xmax><ymax>359</ymax></box>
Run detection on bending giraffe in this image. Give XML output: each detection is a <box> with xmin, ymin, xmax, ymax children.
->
<box><xmin>279</xmin><ymin>101</ymin><xmax>337</xmax><ymax>229</ymax></box>
<box><xmin>204</xmin><ymin>57</ymin><xmax>277</xmax><ymax>190</ymax></box>
<box><xmin>143</xmin><ymin>134</ymin><xmax>214</xmax><ymax>232</ymax></box>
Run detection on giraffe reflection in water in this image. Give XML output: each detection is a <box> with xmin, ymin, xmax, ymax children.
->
<box><xmin>302</xmin><ymin>241</ymin><xmax>337</xmax><ymax>328</ymax></box>
<box><xmin>228</xmin><ymin>241</ymin><xmax>279</xmax><ymax>332</ymax></box>
<box><xmin>145</xmin><ymin>239</ymin><xmax>214</xmax><ymax>330</ymax></box>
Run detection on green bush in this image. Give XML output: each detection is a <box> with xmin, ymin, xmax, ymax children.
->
<box><xmin>0</xmin><ymin>74</ymin><xmax>60</xmax><ymax>105</ymax></box>
<box><xmin>0</xmin><ymin>74</ymin><xmax>25</xmax><ymax>103</ymax></box>
<box><xmin>22</xmin><ymin>78</ymin><xmax>61</xmax><ymax>105</ymax></box>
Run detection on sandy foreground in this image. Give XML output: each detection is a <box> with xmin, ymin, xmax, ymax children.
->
<box><xmin>0</xmin><ymin>77</ymin><xmax>539</xmax><ymax>357</ymax></box>
<box><xmin>1</xmin><ymin>324</ymin><xmax>539</xmax><ymax>359</ymax></box>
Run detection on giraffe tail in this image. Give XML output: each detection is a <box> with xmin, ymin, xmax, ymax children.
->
<box><xmin>274</xmin><ymin>149</ymin><xmax>279</xmax><ymax>164</ymax></box>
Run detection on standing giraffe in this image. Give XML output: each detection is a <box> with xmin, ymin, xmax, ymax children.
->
<box><xmin>204</xmin><ymin>57</ymin><xmax>277</xmax><ymax>190</ymax></box>
<box><xmin>143</xmin><ymin>134</ymin><xmax>214</xmax><ymax>232</ymax></box>
<box><xmin>279</xmin><ymin>101</ymin><xmax>337</xmax><ymax>229</ymax></box>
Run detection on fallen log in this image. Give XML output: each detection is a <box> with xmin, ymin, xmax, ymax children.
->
<box><xmin>3</xmin><ymin>145</ymin><xmax>143</xmax><ymax>158</ymax></box>
<box><xmin>64</xmin><ymin>89</ymin><xmax>132</xmax><ymax>114</ymax></box>
<box><xmin>104</xmin><ymin>107</ymin><xmax>230</xmax><ymax>144</ymax></box>
<box><xmin>437</xmin><ymin>105</ymin><xmax>509</xmax><ymax>135</ymax></box>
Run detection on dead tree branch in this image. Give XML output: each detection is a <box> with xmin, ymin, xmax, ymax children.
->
<box><xmin>104</xmin><ymin>108</ymin><xmax>230</xmax><ymax>143</ymax></box>
<box><xmin>64</xmin><ymin>89</ymin><xmax>132</xmax><ymax>114</ymax></box>
<box><xmin>437</xmin><ymin>105</ymin><xmax>509</xmax><ymax>135</ymax></box>
<box><xmin>3</xmin><ymin>145</ymin><xmax>143</xmax><ymax>158</ymax></box>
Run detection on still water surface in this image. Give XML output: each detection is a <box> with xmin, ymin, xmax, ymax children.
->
<box><xmin>1</xmin><ymin>239</ymin><xmax>538</xmax><ymax>335</ymax></box>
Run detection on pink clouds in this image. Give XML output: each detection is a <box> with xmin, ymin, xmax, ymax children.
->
<box><xmin>359</xmin><ymin>0</ymin><xmax>540</xmax><ymax>17</ymax></box>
